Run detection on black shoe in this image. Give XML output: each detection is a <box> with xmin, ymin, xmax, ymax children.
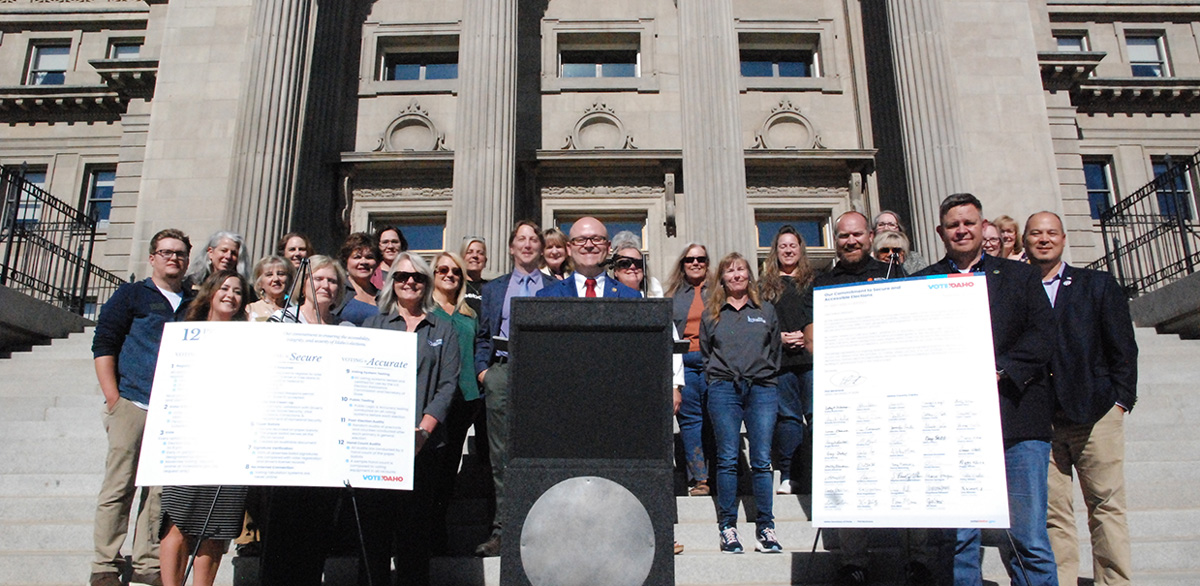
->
<box><xmin>474</xmin><ymin>534</ymin><xmax>501</xmax><ymax>557</ymax></box>
<box><xmin>834</xmin><ymin>564</ymin><xmax>868</xmax><ymax>586</ymax></box>
<box><xmin>905</xmin><ymin>561</ymin><xmax>933</xmax><ymax>586</ymax></box>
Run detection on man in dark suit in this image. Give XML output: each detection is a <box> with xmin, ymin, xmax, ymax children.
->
<box><xmin>1024</xmin><ymin>211</ymin><xmax>1137</xmax><ymax>586</ymax></box>
<box><xmin>472</xmin><ymin>220</ymin><xmax>545</xmax><ymax>557</ymax></box>
<box><xmin>537</xmin><ymin>216</ymin><xmax>641</xmax><ymax>299</ymax></box>
<box><xmin>914</xmin><ymin>194</ymin><xmax>1058</xmax><ymax>586</ymax></box>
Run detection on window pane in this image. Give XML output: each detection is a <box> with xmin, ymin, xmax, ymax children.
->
<box><xmin>1056</xmin><ymin>36</ymin><xmax>1085</xmax><ymax>52</ymax></box>
<box><xmin>35</xmin><ymin>46</ymin><xmax>70</xmax><ymax>70</ymax></box>
<box><xmin>1083</xmin><ymin>162</ymin><xmax>1109</xmax><ymax>190</ymax></box>
<box><xmin>1125</xmin><ymin>37</ymin><xmax>1160</xmax><ymax>61</ymax></box>
<box><xmin>111</xmin><ymin>44</ymin><xmax>141</xmax><ymax>59</ymax></box>
<box><xmin>600</xmin><ymin>62</ymin><xmax>636</xmax><ymax>78</ymax></box>
<box><xmin>424</xmin><ymin>63</ymin><xmax>457</xmax><ymax>80</ymax></box>
<box><xmin>561</xmin><ymin>63</ymin><xmax>597</xmax><ymax>78</ymax></box>
<box><xmin>740</xmin><ymin>61</ymin><xmax>774</xmax><ymax>77</ymax></box>
<box><xmin>776</xmin><ymin>60</ymin><xmax>810</xmax><ymax>78</ymax></box>
<box><xmin>1153</xmin><ymin>161</ymin><xmax>1193</xmax><ymax>220</ymax></box>
<box><xmin>1131</xmin><ymin>64</ymin><xmax>1162</xmax><ymax>77</ymax></box>
<box><xmin>395</xmin><ymin>223</ymin><xmax>444</xmax><ymax>251</ymax></box>
<box><xmin>16</xmin><ymin>172</ymin><xmax>46</xmax><ymax>225</ymax></box>
<box><xmin>756</xmin><ymin>220</ymin><xmax>825</xmax><ymax>248</ymax></box>
<box><xmin>88</xmin><ymin>169</ymin><xmax>117</xmax><ymax>224</ymax></box>
<box><xmin>389</xmin><ymin>63</ymin><xmax>420</xmax><ymax>81</ymax></box>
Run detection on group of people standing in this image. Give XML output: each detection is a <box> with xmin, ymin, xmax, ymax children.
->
<box><xmin>88</xmin><ymin>193</ymin><xmax>1136</xmax><ymax>586</ymax></box>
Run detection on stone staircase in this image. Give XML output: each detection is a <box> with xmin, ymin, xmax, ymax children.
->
<box><xmin>0</xmin><ymin>327</ymin><xmax>1196</xmax><ymax>585</ymax></box>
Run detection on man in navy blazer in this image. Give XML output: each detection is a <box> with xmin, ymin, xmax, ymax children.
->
<box><xmin>1024</xmin><ymin>211</ymin><xmax>1137</xmax><ymax>586</ymax></box>
<box><xmin>914</xmin><ymin>194</ymin><xmax>1057</xmax><ymax>586</ymax></box>
<box><xmin>472</xmin><ymin>220</ymin><xmax>545</xmax><ymax>557</ymax></box>
<box><xmin>536</xmin><ymin>216</ymin><xmax>642</xmax><ymax>299</ymax></box>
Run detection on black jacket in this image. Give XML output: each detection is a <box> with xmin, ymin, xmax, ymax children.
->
<box><xmin>915</xmin><ymin>255</ymin><xmax>1056</xmax><ymax>441</ymax></box>
<box><xmin>1048</xmin><ymin>265</ymin><xmax>1138</xmax><ymax>424</ymax></box>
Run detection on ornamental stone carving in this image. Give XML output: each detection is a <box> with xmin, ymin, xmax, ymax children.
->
<box><xmin>353</xmin><ymin>186</ymin><xmax>454</xmax><ymax>199</ymax></box>
<box><xmin>541</xmin><ymin>185</ymin><xmax>664</xmax><ymax>197</ymax></box>
<box><xmin>374</xmin><ymin>100</ymin><xmax>447</xmax><ymax>152</ymax></box>
<box><xmin>746</xmin><ymin>185</ymin><xmax>848</xmax><ymax>196</ymax></box>
<box><xmin>561</xmin><ymin>103</ymin><xmax>637</xmax><ymax>150</ymax></box>
<box><xmin>752</xmin><ymin>98</ymin><xmax>825</xmax><ymax>150</ymax></box>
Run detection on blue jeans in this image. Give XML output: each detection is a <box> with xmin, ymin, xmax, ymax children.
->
<box><xmin>708</xmin><ymin>378</ymin><xmax>778</xmax><ymax>531</ymax></box>
<box><xmin>955</xmin><ymin>440</ymin><xmax>1057</xmax><ymax>586</ymax></box>
<box><xmin>677</xmin><ymin>352</ymin><xmax>709</xmax><ymax>483</ymax></box>
<box><xmin>774</xmin><ymin>367</ymin><xmax>812</xmax><ymax>482</ymax></box>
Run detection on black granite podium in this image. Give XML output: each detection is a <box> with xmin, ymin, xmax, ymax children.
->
<box><xmin>500</xmin><ymin>297</ymin><xmax>676</xmax><ymax>586</ymax></box>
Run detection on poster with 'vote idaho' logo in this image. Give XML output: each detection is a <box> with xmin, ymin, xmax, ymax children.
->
<box><xmin>137</xmin><ymin>322</ymin><xmax>418</xmax><ymax>491</ymax></box>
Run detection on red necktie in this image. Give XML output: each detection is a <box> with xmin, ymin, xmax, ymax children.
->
<box><xmin>585</xmin><ymin>278</ymin><xmax>597</xmax><ymax>298</ymax></box>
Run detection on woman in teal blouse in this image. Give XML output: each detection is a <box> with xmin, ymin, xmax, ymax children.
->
<box><xmin>429</xmin><ymin>250</ymin><xmax>484</xmax><ymax>554</ymax></box>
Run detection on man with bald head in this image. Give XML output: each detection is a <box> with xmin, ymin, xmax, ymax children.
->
<box><xmin>1025</xmin><ymin>211</ymin><xmax>1137</xmax><ymax>586</ymax></box>
<box><xmin>537</xmin><ymin>216</ymin><xmax>641</xmax><ymax>298</ymax></box>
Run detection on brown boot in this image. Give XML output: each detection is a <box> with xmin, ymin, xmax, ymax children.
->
<box><xmin>688</xmin><ymin>481</ymin><xmax>710</xmax><ymax>496</ymax></box>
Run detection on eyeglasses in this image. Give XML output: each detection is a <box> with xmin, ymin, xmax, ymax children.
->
<box><xmin>613</xmin><ymin>257</ymin><xmax>644</xmax><ymax>271</ymax></box>
<box><xmin>876</xmin><ymin>222</ymin><xmax>899</xmax><ymax>230</ymax></box>
<box><xmin>392</xmin><ymin>271</ymin><xmax>429</xmax><ymax>285</ymax></box>
<box><xmin>569</xmin><ymin>235</ymin><xmax>609</xmax><ymax>247</ymax></box>
<box><xmin>983</xmin><ymin>237</ymin><xmax>1001</xmax><ymax>244</ymax></box>
<box><xmin>878</xmin><ymin>248</ymin><xmax>904</xmax><ymax>255</ymax></box>
<box><xmin>435</xmin><ymin>265</ymin><xmax>463</xmax><ymax>277</ymax></box>
<box><xmin>682</xmin><ymin>256</ymin><xmax>708</xmax><ymax>265</ymax></box>
<box><xmin>154</xmin><ymin>249</ymin><xmax>188</xmax><ymax>260</ymax></box>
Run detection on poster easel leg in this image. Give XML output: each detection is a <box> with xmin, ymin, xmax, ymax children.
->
<box><xmin>344</xmin><ymin>481</ymin><xmax>375</xmax><ymax>586</ymax></box>
<box><xmin>1003</xmin><ymin>529</ymin><xmax>1032</xmax><ymax>586</ymax></box>
<box><xmin>182</xmin><ymin>485</ymin><xmax>223</xmax><ymax>585</ymax></box>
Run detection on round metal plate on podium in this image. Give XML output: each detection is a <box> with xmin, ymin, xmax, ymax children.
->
<box><xmin>519</xmin><ymin>476</ymin><xmax>655</xmax><ymax>586</ymax></box>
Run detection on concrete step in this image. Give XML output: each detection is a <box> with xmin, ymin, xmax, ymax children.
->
<box><xmin>0</xmin><ymin>396</ymin><xmax>103</xmax><ymax>422</ymax></box>
<box><xmin>0</xmin><ymin>440</ymin><xmax>106</xmax><ymax>475</ymax></box>
<box><xmin>0</xmin><ymin>496</ymin><xmax>96</xmax><ymax>523</ymax></box>
<box><xmin>0</xmin><ymin>522</ymin><xmax>92</xmax><ymax>552</ymax></box>
<box><xmin>0</xmin><ymin>474</ymin><xmax>101</xmax><ymax>498</ymax></box>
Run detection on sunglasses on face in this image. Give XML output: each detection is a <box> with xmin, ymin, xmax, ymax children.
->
<box><xmin>435</xmin><ymin>265</ymin><xmax>463</xmax><ymax>277</ymax></box>
<box><xmin>682</xmin><ymin>256</ymin><xmax>708</xmax><ymax>265</ymax></box>
<box><xmin>613</xmin><ymin>257</ymin><xmax>644</xmax><ymax>271</ymax></box>
<box><xmin>393</xmin><ymin>271</ymin><xmax>429</xmax><ymax>285</ymax></box>
<box><xmin>879</xmin><ymin>248</ymin><xmax>904</xmax><ymax>255</ymax></box>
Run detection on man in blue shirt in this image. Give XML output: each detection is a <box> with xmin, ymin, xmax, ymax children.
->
<box><xmin>89</xmin><ymin>229</ymin><xmax>195</xmax><ymax>586</ymax></box>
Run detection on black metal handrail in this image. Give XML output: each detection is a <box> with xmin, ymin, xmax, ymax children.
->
<box><xmin>1087</xmin><ymin>149</ymin><xmax>1200</xmax><ymax>296</ymax></box>
<box><xmin>1</xmin><ymin>164</ymin><xmax>127</xmax><ymax>320</ymax></box>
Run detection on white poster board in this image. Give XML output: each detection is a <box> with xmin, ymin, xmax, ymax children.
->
<box><xmin>136</xmin><ymin>322</ymin><xmax>418</xmax><ymax>491</ymax></box>
<box><xmin>812</xmin><ymin>274</ymin><xmax>1009</xmax><ymax>528</ymax></box>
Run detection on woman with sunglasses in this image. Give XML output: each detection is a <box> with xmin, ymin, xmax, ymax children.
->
<box><xmin>159</xmin><ymin>270</ymin><xmax>249</xmax><ymax>586</ymax></box>
<box><xmin>360</xmin><ymin>252</ymin><xmax>459</xmax><ymax>585</ymax></box>
<box><xmin>871</xmin><ymin>230</ymin><xmax>911</xmax><ymax>278</ymax></box>
<box><xmin>758</xmin><ymin>225</ymin><xmax>816</xmax><ymax>496</ymax></box>
<box><xmin>609</xmin><ymin>231</ymin><xmax>663</xmax><ymax>297</ymax></box>
<box><xmin>665</xmin><ymin>243</ymin><xmax>713</xmax><ymax>498</ymax></box>
<box><xmin>427</xmin><ymin>251</ymin><xmax>484</xmax><ymax>554</ymax></box>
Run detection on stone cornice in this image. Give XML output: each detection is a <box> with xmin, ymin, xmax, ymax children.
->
<box><xmin>1072</xmin><ymin>77</ymin><xmax>1200</xmax><ymax>114</ymax></box>
<box><xmin>744</xmin><ymin>148</ymin><xmax>877</xmax><ymax>174</ymax></box>
<box><xmin>0</xmin><ymin>84</ymin><xmax>125</xmax><ymax>122</ymax></box>
<box><xmin>89</xmin><ymin>58</ymin><xmax>157</xmax><ymax>100</ymax></box>
<box><xmin>1038</xmin><ymin>51</ymin><xmax>1105</xmax><ymax>91</ymax></box>
<box><xmin>341</xmin><ymin>151</ymin><xmax>455</xmax><ymax>172</ymax></box>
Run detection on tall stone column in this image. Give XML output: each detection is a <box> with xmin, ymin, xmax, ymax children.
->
<box><xmin>447</xmin><ymin>0</ymin><xmax>517</xmax><ymax>273</ymax></box>
<box><xmin>225</xmin><ymin>0</ymin><xmax>314</xmax><ymax>261</ymax></box>
<box><xmin>677</xmin><ymin>0</ymin><xmax>756</xmax><ymax>260</ymax></box>
<box><xmin>883</xmin><ymin>0</ymin><xmax>968</xmax><ymax>256</ymax></box>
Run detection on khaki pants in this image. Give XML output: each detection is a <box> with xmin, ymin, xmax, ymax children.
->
<box><xmin>1047</xmin><ymin>405</ymin><xmax>1131</xmax><ymax>586</ymax></box>
<box><xmin>91</xmin><ymin>397</ymin><xmax>160</xmax><ymax>575</ymax></box>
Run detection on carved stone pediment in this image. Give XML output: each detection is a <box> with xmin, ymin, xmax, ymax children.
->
<box><xmin>374</xmin><ymin>100</ymin><xmax>448</xmax><ymax>152</ymax></box>
<box><xmin>752</xmin><ymin>98</ymin><xmax>824</xmax><ymax>150</ymax></box>
<box><xmin>561</xmin><ymin>103</ymin><xmax>636</xmax><ymax>150</ymax></box>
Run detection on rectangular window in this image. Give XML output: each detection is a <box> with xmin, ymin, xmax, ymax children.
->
<box><xmin>739</xmin><ymin>33</ymin><xmax>820</xmax><ymax>79</ymax></box>
<box><xmin>26</xmin><ymin>43</ymin><xmax>70</xmax><ymax>86</ymax></box>
<box><xmin>1152</xmin><ymin>158</ymin><xmax>1196</xmax><ymax>220</ymax></box>
<box><xmin>756</xmin><ymin>218</ymin><xmax>826</xmax><ymax>249</ymax></box>
<box><xmin>376</xmin><ymin>35</ymin><xmax>459</xmax><ymax>82</ymax></box>
<box><xmin>1054</xmin><ymin>34</ymin><xmax>1088</xmax><ymax>52</ymax></box>
<box><xmin>108</xmin><ymin>41</ymin><xmax>142</xmax><ymax>60</ymax></box>
<box><xmin>1126</xmin><ymin>35</ymin><xmax>1168</xmax><ymax>78</ymax></box>
<box><xmin>1083</xmin><ymin>159</ymin><xmax>1116</xmax><ymax>220</ymax></box>
<box><xmin>15</xmin><ymin>169</ymin><xmax>47</xmax><ymax>225</ymax></box>
<box><xmin>372</xmin><ymin>215</ymin><xmax>445</xmax><ymax>253</ymax></box>
<box><xmin>84</xmin><ymin>167</ymin><xmax>117</xmax><ymax>226</ymax></box>
<box><xmin>557</xmin><ymin>33</ymin><xmax>640</xmax><ymax>78</ymax></box>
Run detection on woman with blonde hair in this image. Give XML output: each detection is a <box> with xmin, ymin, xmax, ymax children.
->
<box><xmin>993</xmin><ymin>215</ymin><xmax>1026</xmax><ymax>261</ymax></box>
<box><xmin>245</xmin><ymin>255</ymin><xmax>293</xmax><ymax>321</ymax></box>
<box><xmin>701</xmin><ymin>252</ymin><xmax>783</xmax><ymax>554</ymax></box>
<box><xmin>540</xmin><ymin>227</ymin><xmax>573</xmax><ymax>281</ymax></box>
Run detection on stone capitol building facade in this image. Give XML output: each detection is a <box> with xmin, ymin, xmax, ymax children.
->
<box><xmin>2</xmin><ymin>0</ymin><xmax>1198</xmax><ymax>279</ymax></box>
